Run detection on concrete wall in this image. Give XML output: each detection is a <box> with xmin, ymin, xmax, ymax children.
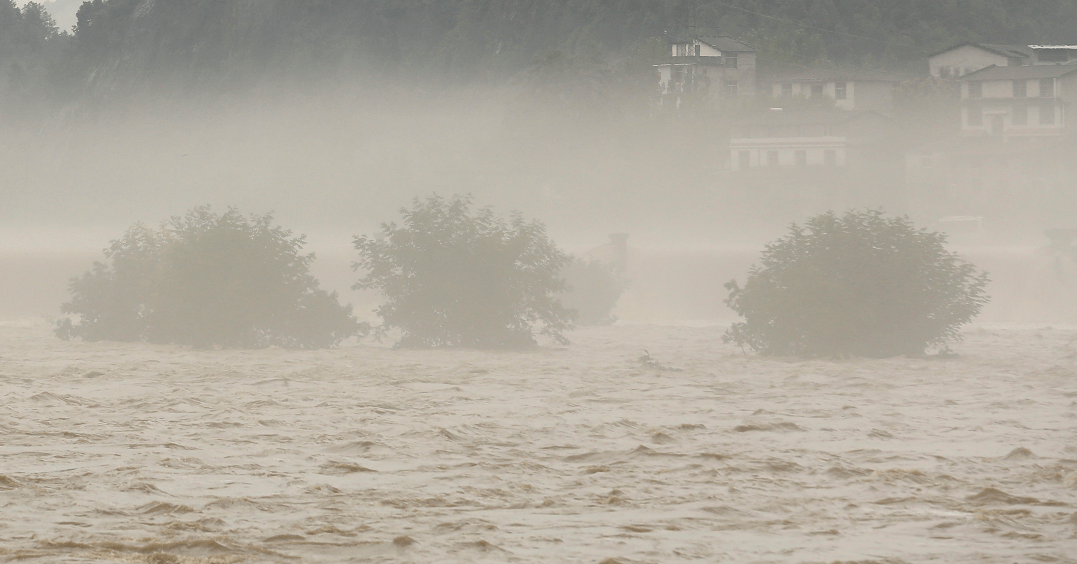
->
<box><xmin>729</xmin><ymin>141</ymin><xmax>847</xmax><ymax>170</ymax></box>
<box><xmin>704</xmin><ymin>52</ymin><xmax>756</xmax><ymax>97</ymax></box>
<box><xmin>771</xmin><ymin>80</ymin><xmax>893</xmax><ymax>113</ymax></box>
<box><xmin>963</xmin><ymin>100</ymin><xmax>1064</xmax><ymax>133</ymax></box>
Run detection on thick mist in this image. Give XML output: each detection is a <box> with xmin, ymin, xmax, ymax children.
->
<box><xmin>3</xmin><ymin>3</ymin><xmax>1077</xmax><ymax>563</ymax></box>
<box><xmin>3</xmin><ymin>82</ymin><xmax>1075</xmax><ymax>324</ymax></box>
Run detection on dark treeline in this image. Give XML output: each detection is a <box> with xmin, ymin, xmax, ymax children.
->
<box><xmin>3</xmin><ymin>0</ymin><xmax>1077</xmax><ymax>116</ymax></box>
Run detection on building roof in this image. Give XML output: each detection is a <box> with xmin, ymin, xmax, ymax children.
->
<box><xmin>699</xmin><ymin>35</ymin><xmax>755</xmax><ymax>53</ymax></box>
<box><xmin>1030</xmin><ymin>45</ymin><xmax>1077</xmax><ymax>49</ymax></box>
<box><xmin>665</xmin><ymin>34</ymin><xmax>755</xmax><ymax>52</ymax></box>
<box><xmin>927</xmin><ymin>42</ymin><xmax>1033</xmax><ymax>60</ymax></box>
<box><xmin>776</xmin><ymin>66</ymin><xmax>910</xmax><ymax>83</ymax></box>
<box><xmin>978</xmin><ymin>43</ymin><xmax>1035</xmax><ymax>58</ymax></box>
<box><xmin>732</xmin><ymin>110</ymin><xmax>887</xmax><ymax>127</ymax></box>
<box><xmin>961</xmin><ymin>63</ymin><xmax>1077</xmax><ymax>80</ymax></box>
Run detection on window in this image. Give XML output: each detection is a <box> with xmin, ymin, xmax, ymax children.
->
<box><xmin>767</xmin><ymin>150</ymin><xmax>779</xmax><ymax>167</ymax></box>
<box><xmin>725</xmin><ymin>53</ymin><xmax>738</xmax><ymax>68</ymax></box>
<box><xmin>1040</xmin><ymin>78</ymin><xmax>1054</xmax><ymax>98</ymax></box>
<box><xmin>695</xmin><ymin>44</ymin><xmax>701</xmax><ymax>56</ymax></box>
<box><xmin>967</xmin><ymin>105</ymin><xmax>983</xmax><ymax>127</ymax></box>
<box><xmin>782</xmin><ymin>82</ymin><xmax>792</xmax><ymax>97</ymax></box>
<box><xmin>968</xmin><ymin>81</ymin><xmax>982</xmax><ymax>99</ymax></box>
<box><xmin>1013</xmin><ymin>105</ymin><xmax>1028</xmax><ymax>125</ymax></box>
<box><xmin>726</xmin><ymin>81</ymin><xmax>738</xmax><ymax>97</ymax></box>
<box><xmin>811</xmin><ymin>84</ymin><xmax>824</xmax><ymax>98</ymax></box>
<box><xmin>1040</xmin><ymin>103</ymin><xmax>1056</xmax><ymax>125</ymax></box>
<box><xmin>675</xmin><ymin>44</ymin><xmax>687</xmax><ymax>57</ymax></box>
<box><xmin>795</xmin><ymin>150</ymin><xmax>807</xmax><ymax>166</ymax></box>
<box><xmin>739</xmin><ymin>151</ymin><xmax>750</xmax><ymax>170</ymax></box>
<box><xmin>834</xmin><ymin>81</ymin><xmax>847</xmax><ymax>100</ymax></box>
<box><xmin>1013</xmin><ymin>80</ymin><xmax>1026</xmax><ymax>98</ymax></box>
<box><xmin>824</xmin><ymin>150</ymin><xmax>837</xmax><ymax>166</ymax></box>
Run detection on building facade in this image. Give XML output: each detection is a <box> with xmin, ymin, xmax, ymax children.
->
<box><xmin>729</xmin><ymin>111</ymin><xmax>891</xmax><ymax>171</ymax></box>
<box><xmin>654</xmin><ymin>35</ymin><xmax>756</xmax><ymax>99</ymax></box>
<box><xmin>959</xmin><ymin>64</ymin><xmax>1077</xmax><ymax>137</ymax></box>
<box><xmin>769</xmin><ymin>69</ymin><xmax>903</xmax><ymax>113</ymax></box>
<box><xmin>906</xmin><ymin>60</ymin><xmax>1077</xmax><ymax>229</ymax></box>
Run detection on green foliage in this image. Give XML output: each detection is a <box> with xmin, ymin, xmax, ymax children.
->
<box><xmin>724</xmin><ymin>210</ymin><xmax>989</xmax><ymax>358</ymax></box>
<box><xmin>57</xmin><ymin>206</ymin><xmax>365</xmax><ymax>349</ymax></box>
<box><xmin>353</xmin><ymin>194</ymin><xmax>574</xmax><ymax>348</ymax></box>
<box><xmin>560</xmin><ymin>258</ymin><xmax>627</xmax><ymax>325</ymax></box>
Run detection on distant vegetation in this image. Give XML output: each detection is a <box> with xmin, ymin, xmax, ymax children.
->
<box><xmin>353</xmin><ymin>194</ymin><xmax>574</xmax><ymax>348</ymax></box>
<box><xmin>724</xmin><ymin>209</ymin><xmax>990</xmax><ymax>358</ymax></box>
<box><xmin>57</xmin><ymin>206</ymin><xmax>365</xmax><ymax>348</ymax></box>
<box><xmin>3</xmin><ymin>0</ymin><xmax>1077</xmax><ymax>115</ymax></box>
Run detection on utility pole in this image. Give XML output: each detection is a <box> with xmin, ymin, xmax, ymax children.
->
<box><xmin>672</xmin><ymin>0</ymin><xmax>705</xmax><ymax>92</ymax></box>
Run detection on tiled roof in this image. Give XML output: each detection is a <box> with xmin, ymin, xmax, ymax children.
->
<box><xmin>979</xmin><ymin>43</ymin><xmax>1035</xmax><ymax>58</ymax></box>
<box><xmin>962</xmin><ymin>63</ymin><xmax>1077</xmax><ymax>80</ymax></box>
<box><xmin>699</xmin><ymin>36</ymin><xmax>755</xmax><ymax>52</ymax></box>
<box><xmin>927</xmin><ymin>42</ymin><xmax>1033</xmax><ymax>59</ymax></box>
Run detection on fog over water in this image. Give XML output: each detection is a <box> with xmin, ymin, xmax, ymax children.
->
<box><xmin>3</xmin><ymin>1</ymin><xmax>1077</xmax><ymax>562</ymax></box>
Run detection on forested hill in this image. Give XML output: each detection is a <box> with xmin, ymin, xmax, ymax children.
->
<box><xmin>4</xmin><ymin>0</ymin><xmax>1077</xmax><ymax>111</ymax></box>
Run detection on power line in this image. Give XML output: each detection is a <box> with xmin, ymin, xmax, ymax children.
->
<box><xmin>710</xmin><ymin>0</ymin><xmax>922</xmax><ymax>51</ymax></box>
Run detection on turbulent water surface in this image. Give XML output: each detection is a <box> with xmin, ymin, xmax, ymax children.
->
<box><xmin>1</xmin><ymin>320</ymin><xmax>1075</xmax><ymax>563</ymax></box>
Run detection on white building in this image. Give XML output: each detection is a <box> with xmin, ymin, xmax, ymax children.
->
<box><xmin>654</xmin><ymin>35</ymin><xmax>756</xmax><ymax>99</ymax></box>
<box><xmin>929</xmin><ymin>42</ymin><xmax>1077</xmax><ymax>78</ymax></box>
<box><xmin>729</xmin><ymin>111</ymin><xmax>890</xmax><ymax>171</ymax></box>
<box><xmin>770</xmin><ymin>68</ymin><xmax>903</xmax><ymax>113</ymax></box>
<box><xmin>958</xmin><ymin>63</ymin><xmax>1077</xmax><ymax>137</ymax></box>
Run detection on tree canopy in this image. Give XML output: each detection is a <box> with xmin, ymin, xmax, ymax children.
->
<box><xmin>57</xmin><ymin>206</ymin><xmax>366</xmax><ymax>349</ymax></box>
<box><xmin>724</xmin><ymin>210</ymin><xmax>990</xmax><ymax>358</ymax></box>
<box><xmin>353</xmin><ymin>194</ymin><xmax>574</xmax><ymax>348</ymax></box>
<box><xmin>3</xmin><ymin>0</ymin><xmax>1077</xmax><ymax>113</ymax></box>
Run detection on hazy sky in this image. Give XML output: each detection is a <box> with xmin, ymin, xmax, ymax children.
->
<box><xmin>17</xmin><ymin>0</ymin><xmax>79</xmax><ymax>31</ymax></box>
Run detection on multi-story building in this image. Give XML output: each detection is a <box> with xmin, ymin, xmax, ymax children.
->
<box><xmin>958</xmin><ymin>64</ymin><xmax>1077</xmax><ymax>136</ymax></box>
<box><xmin>654</xmin><ymin>35</ymin><xmax>756</xmax><ymax>99</ymax></box>
<box><xmin>905</xmin><ymin>61</ymin><xmax>1077</xmax><ymax>228</ymax></box>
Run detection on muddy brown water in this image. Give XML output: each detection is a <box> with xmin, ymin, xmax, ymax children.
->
<box><xmin>1</xmin><ymin>246</ymin><xmax>1075</xmax><ymax>563</ymax></box>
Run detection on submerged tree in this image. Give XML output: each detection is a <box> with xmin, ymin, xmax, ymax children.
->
<box><xmin>353</xmin><ymin>194</ymin><xmax>574</xmax><ymax>348</ymax></box>
<box><xmin>57</xmin><ymin>206</ymin><xmax>365</xmax><ymax>349</ymax></box>
<box><xmin>724</xmin><ymin>209</ymin><xmax>989</xmax><ymax>358</ymax></box>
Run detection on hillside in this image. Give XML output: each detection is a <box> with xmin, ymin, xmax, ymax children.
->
<box><xmin>3</xmin><ymin>0</ymin><xmax>1077</xmax><ymax>113</ymax></box>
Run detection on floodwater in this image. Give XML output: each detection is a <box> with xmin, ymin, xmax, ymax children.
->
<box><xmin>1</xmin><ymin>319</ymin><xmax>1074</xmax><ymax>563</ymax></box>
